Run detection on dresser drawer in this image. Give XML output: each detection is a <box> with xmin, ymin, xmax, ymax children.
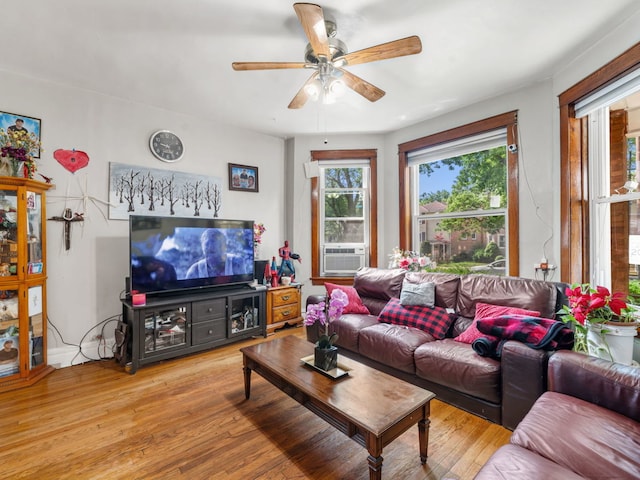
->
<box><xmin>192</xmin><ymin>319</ymin><xmax>226</xmax><ymax>345</ymax></box>
<box><xmin>271</xmin><ymin>288</ymin><xmax>300</xmax><ymax>307</ymax></box>
<box><xmin>192</xmin><ymin>298</ymin><xmax>226</xmax><ymax>322</ymax></box>
<box><xmin>272</xmin><ymin>304</ymin><xmax>300</xmax><ymax>323</ymax></box>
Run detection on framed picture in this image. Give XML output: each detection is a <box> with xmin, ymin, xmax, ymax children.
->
<box><xmin>0</xmin><ymin>111</ymin><xmax>41</xmax><ymax>158</ymax></box>
<box><xmin>228</xmin><ymin>163</ymin><xmax>259</xmax><ymax>192</ymax></box>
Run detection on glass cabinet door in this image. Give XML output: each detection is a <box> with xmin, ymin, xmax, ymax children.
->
<box><xmin>142</xmin><ymin>306</ymin><xmax>188</xmax><ymax>355</ymax></box>
<box><xmin>0</xmin><ymin>190</ymin><xmax>18</xmax><ymax>278</ymax></box>
<box><xmin>28</xmin><ymin>285</ymin><xmax>44</xmax><ymax>368</ymax></box>
<box><xmin>0</xmin><ymin>288</ymin><xmax>20</xmax><ymax>378</ymax></box>
<box><xmin>229</xmin><ymin>294</ymin><xmax>261</xmax><ymax>335</ymax></box>
<box><xmin>26</xmin><ymin>191</ymin><xmax>43</xmax><ymax>276</ymax></box>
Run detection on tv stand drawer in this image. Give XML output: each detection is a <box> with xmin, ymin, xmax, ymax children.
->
<box><xmin>192</xmin><ymin>319</ymin><xmax>226</xmax><ymax>345</ymax></box>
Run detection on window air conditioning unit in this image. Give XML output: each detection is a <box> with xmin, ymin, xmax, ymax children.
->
<box><xmin>322</xmin><ymin>245</ymin><xmax>366</xmax><ymax>275</ymax></box>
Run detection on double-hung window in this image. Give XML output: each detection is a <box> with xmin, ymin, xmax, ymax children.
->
<box><xmin>398</xmin><ymin>112</ymin><xmax>519</xmax><ymax>276</ymax></box>
<box><xmin>310</xmin><ymin>149</ymin><xmax>377</xmax><ymax>284</ymax></box>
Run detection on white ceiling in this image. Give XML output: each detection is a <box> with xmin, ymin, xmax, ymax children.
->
<box><xmin>1</xmin><ymin>0</ymin><xmax>639</xmax><ymax>139</ymax></box>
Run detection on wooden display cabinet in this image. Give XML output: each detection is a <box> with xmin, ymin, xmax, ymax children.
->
<box><xmin>266</xmin><ymin>285</ymin><xmax>302</xmax><ymax>334</ymax></box>
<box><xmin>0</xmin><ymin>178</ymin><xmax>54</xmax><ymax>392</ymax></box>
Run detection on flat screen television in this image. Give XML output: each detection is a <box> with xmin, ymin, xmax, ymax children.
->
<box><xmin>129</xmin><ymin>215</ymin><xmax>254</xmax><ymax>295</ymax></box>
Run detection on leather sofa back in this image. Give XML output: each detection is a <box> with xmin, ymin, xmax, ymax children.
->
<box><xmin>456</xmin><ymin>274</ymin><xmax>558</xmax><ymax>318</ymax></box>
<box><xmin>352</xmin><ymin>268</ymin><xmax>565</xmax><ymax>320</ymax></box>
<box><xmin>354</xmin><ymin>267</ymin><xmax>405</xmax><ymax>315</ymax></box>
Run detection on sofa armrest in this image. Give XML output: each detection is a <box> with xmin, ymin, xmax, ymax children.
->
<box><xmin>548</xmin><ymin>350</ymin><xmax>640</xmax><ymax>422</ymax></box>
<box><xmin>500</xmin><ymin>340</ymin><xmax>553</xmax><ymax>430</ymax></box>
<box><xmin>306</xmin><ymin>294</ymin><xmax>326</xmax><ymax>307</ymax></box>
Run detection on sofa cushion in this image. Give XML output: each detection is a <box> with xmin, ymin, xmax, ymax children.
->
<box><xmin>511</xmin><ymin>391</ymin><xmax>640</xmax><ymax>479</ymax></box>
<box><xmin>325</xmin><ymin>282</ymin><xmax>370</xmax><ymax>314</ymax></box>
<box><xmin>328</xmin><ymin>314</ymin><xmax>378</xmax><ymax>352</ymax></box>
<box><xmin>456</xmin><ymin>274</ymin><xmax>557</xmax><ymax>319</ymax></box>
<box><xmin>399</xmin><ymin>279</ymin><xmax>435</xmax><ymax>307</ymax></box>
<box><xmin>358</xmin><ymin>323</ymin><xmax>434</xmax><ymax>374</ymax></box>
<box><xmin>474</xmin><ymin>444</ymin><xmax>584</xmax><ymax>480</ymax></box>
<box><xmin>404</xmin><ymin>271</ymin><xmax>460</xmax><ymax>310</ymax></box>
<box><xmin>378</xmin><ymin>297</ymin><xmax>455</xmax><ymax>340</ymax></box>
<box><xmin>414</xmin><ymin>339</ymin><xmax>501</xmax><ymax>404</ymax></box>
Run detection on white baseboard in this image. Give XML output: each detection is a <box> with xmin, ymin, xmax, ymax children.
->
<box><xmin>48</xmin><ymin>339</ymin><xmax>116</xmax><ymax>369</ymax></box>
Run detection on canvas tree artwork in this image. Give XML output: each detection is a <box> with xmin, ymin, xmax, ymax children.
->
<box><xmin>109</xmin><ymin>162</ymin><xmax>223</xmax><ymax>220</ymax></box>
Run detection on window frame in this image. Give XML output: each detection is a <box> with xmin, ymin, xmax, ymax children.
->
<box><xmin>398</xmin><ymin>111</ymin><xmax>520</xmax><ymax>276</ymax></box>
<box><xmin>310</xmin><ymin>149</ymin><xmax>378</xmax><ymax>285</ymax></box>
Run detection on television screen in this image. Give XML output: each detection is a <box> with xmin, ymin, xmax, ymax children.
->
<box><xmin>129</xmin><ymin>215</ymin><xmax>254</xmax><ymax>295</ymax></box>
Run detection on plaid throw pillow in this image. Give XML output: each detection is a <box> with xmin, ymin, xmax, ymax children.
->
<box><xmin>378</xmin><ymin>297</ymin><xmax>455</xmax><ymax>340</ymax></box>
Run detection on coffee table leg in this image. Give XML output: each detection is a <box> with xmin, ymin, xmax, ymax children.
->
<box><xmin>366</xmin><ymin>454</ymin><xmax>383</xmax><ymax>480</ymax></box>
<box><xmin>243</xmin><ymin>356</ymin><xmax>252</xmax><ymax>399</ymax></box>
<box><xmin>418</xmin><ymin>403</ymin><xmax>431</xmax><ymax>463</ymax></box>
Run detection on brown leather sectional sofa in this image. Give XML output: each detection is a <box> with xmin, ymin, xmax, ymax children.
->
<box><xmin>474</xmin><ymin>350</ymin><xmax>640</xmax><ymax>479</ymax></box>
<box><xmin>306</xmin><ymin>267</ymin><xmax>569</xmax><ymax>429</ymax></box>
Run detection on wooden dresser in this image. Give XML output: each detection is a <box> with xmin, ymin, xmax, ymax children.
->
<box><xmin>266</xmin><ymin>285</ymin><xmax>302</xmax><ymax>333</ymax></box>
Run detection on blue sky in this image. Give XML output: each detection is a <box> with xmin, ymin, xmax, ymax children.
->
<box><xmin>419</xmin><ymin>161</ymin><xmax>461</xmax><ymax>198</ymax></box>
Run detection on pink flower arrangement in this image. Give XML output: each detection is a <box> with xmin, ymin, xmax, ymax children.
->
<box><xmin>388</xmin><ymin>246</ymin><xmax>435</xmax><ymax>271</ymax></box>
<box><xmin>253</xmin><ymin>223</ymin><xmax>266</xmax><ymax>246</ymax></box>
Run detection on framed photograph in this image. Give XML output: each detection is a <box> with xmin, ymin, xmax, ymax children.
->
<box><xmin>0</xmin><ymin>111</ymin><xmax>41</xmax><ymax>158</ymax></box>
<box><xmin>228</xmin><ymin>163</ymin><xmax>259</xmax><ymax>192</ymax></box>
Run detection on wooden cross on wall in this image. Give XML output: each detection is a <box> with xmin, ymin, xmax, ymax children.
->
<box><xmin>48</xmin><ymin>208</ymin><xmax>84</xmax><ymax>251</ymax></box>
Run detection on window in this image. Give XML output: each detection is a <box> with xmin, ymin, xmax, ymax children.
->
<box><xmin>398</xmin><ymin>112</ymin><xmax>519</xmax><ymax>276</ymax></box>
<box><xmin>560</xmin><ymin>44</ymin><xmax>640</xmax><ymax>295</ymax></box>
<box><xmin>569</xmin><ymin>71</ymin><xmax>640</xmax><ymax>297</ymax></box>
<box><xmin>310</xmin><ymin>149</ymin><xmax>378</xmax><ymax>284</ymax></box>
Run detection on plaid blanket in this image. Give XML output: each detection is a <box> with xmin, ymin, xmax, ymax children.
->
<box><xmin>472</xmin><ymin>315</ymin><xmax>574</xmax><ymax>359</ymax></box>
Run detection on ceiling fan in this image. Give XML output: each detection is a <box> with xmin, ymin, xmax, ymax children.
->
<box><xmin>232</xmin><ymin>3</ymin><xmax>422</xmax><ymax>109</ymax></box>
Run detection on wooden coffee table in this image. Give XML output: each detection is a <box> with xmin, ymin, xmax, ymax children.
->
<box><xmin>240</xmin><ymin>335</ymin><xmax>435</xmax><ymax>480</ymax></box>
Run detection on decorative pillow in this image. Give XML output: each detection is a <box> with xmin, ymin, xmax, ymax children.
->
<box><xmin>325</xmin><ymin>282</ymin><xmax>370</xmax><ymax>315</ymax></box>
<box><xmin>378</xmin><ymin>297</ymin><xmax>455</xmax><ymax>340</ymax></box>
<box><xmin>474</xmin><ymin>302</ymin><xmax>541</xmax><ymax>320</ymax></box>
<box><xmin>454</xmin><ymin>302</ymin><xmax>541</xmax><ymax>344</ymax></box>
<box><xmin>399</xmin><ymin>279</ymin><xmax>435</xmax><ymax>307</ymax></box>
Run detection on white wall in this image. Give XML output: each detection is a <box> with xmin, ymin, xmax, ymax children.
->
<box><xmin>0</xmin><ymin>70</ymin><xmax>285</xmax><ymax>367</ymax></box>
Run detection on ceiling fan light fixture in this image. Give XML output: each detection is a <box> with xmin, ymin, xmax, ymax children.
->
<box><xmin>304</xmin><ymin>80</ymin><xmax>321</xmax><ymax>99</ymax></box>
<box><xmin>329</xmin><ymin>79</ymin><xmax>345</xmax><ymax>96</ymax></box>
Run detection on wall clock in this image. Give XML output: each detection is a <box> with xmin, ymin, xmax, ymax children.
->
<box><xmin>149</xmin><ymin>130</ymin><xmax>184</xmax><ymax>162</ymax></box>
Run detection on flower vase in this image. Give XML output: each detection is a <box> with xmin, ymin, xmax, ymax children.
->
<box><xmin>254</xmin><ymin>243</ymin><xmax>260</xmax><ymax>260</ymax></box>
<box><xmin>586</xmin><ymin>321</ymin><xmax>638</xmax><ymax>365</ymax></box>
<box><xmin>10</xmin><ymin>160</ymin><xmax>23</xmax><ymax>178</ymax></box>
<box><xmin>314</xmin><ymin>345</ymin><xmax>338</xmax><ymax>371</ymax></box>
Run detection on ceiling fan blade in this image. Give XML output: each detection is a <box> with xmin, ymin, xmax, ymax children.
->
<box><xmin>232</xmin><ymin>62</ymin><xmax>307</xmax><ymax>71</ymax></box>
<box><xmin>339</xmin><ymin>35</ymin><xmax>422</xmax><ymax>66</ymax></box>
<box><xmin>338</xmin><ymin>68</ymin><xmax>385</xmax><ymax>102</ymax></box>
<box><xmin>288</xmin><ymin>72</ymin><xmax>319</xmax><ymax>109</ymax></box>
<box><xmin>294</xmin><ymin>3</ymin><xmax>330</xmax><ymax>59</ymax></box>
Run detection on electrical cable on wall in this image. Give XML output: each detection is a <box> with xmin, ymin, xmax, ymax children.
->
<box><xmin>514</xmin><ymin>123</ymin><xmax>555</xmax><ymax>265</ymax></box>
<box><xmin>48</xmin><ymin>314</ymin><xmax>120</xmax><ymax>365</ymax></box>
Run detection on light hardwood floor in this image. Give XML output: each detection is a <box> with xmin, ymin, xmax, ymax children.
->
<box><xmin>0</xmin><ymin>328</ymin><xmax>510</xmax><ymax>479</ymax></box>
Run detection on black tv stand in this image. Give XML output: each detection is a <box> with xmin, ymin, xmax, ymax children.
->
<box><xmin>121</xmin><ymin>285</ymin><xmax>266</xmax><ymax>374</ymax></box>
